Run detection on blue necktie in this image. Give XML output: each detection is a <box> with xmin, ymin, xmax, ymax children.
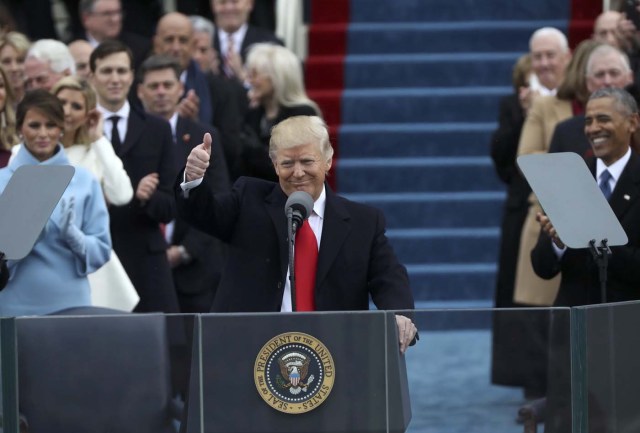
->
<box><xmin>599</xmin><ymin>170</ymin><xmax>612</xmax><ymax>200</ymax></box>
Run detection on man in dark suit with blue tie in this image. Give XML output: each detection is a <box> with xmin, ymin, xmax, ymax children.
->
<box><xmin>530</xmin><ymin>87</ymin><xmax>640</xmax><ymax>433</ymax></box>
<box><xmin>138</xmin><ymin>54</ymin><xmax>231</xmax><ymax>313</ymax></box>
<box><xmin>90</xmin><ymin>40</ymin><xmax>180</xmax><ymax>313</ymax></box>
<box><xmin>532</xmin><ymin>87</ymin><xmax>640</xmax><ymax>307</ymax></box>
<box><xmin>176</xmin><ymin>115</ymin><xmax>418</xmax><ymax>353</ymax></box>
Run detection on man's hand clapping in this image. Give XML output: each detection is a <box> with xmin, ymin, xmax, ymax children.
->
<box><xmin>136</xmin><ymin>173</ymin><xmax>159</xmax><ymax>203</ymax></box>
<box><xmin>177</xmin><ymin>89</ymin><xmax>200</xmax><ymax>121</ymax></box>
<box><xmin>185</xmin><ymin>133</ymin><xmax>212</xmax><ymax>182</ymax></box>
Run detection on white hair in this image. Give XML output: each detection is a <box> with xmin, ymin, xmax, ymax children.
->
<box><xmin>190</xmin><ymin>15</ymin><xmax>215</xmax><ymax>36</ymax></box>
<box><xmin>529</xmin><ymin>27</ymin><xmax>569</xmax><ymax>53</ymax></box>
<box><xmin>27</xmin><ymin>39</ymin><xmax>76</xmax><ymax>75</ymax></box>
<box><xmin>586</xmin><ymin>44</ymin><xmax>631</xmax><ymax>76</ymax></box>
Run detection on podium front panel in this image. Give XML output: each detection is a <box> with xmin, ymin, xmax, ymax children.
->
<box><xmin>196</xmin><ymin>311</ymin><xmax>410</xmax><ymax>433</ymax></box>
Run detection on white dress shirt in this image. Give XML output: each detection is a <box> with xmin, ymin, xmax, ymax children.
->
<box><xmin>218</xmin><ymin>24</ymin><xmax>248</xmax><ymax>56</ymax></box>
<box><xmin>596</xmin><ymin>146</ymin><xmax>631</xmax><ymax>194</ymax></box>
<box><xmin>97</xmin><ymin>101</ymin><xmax>130</xmax><ymax>145</ymax></box>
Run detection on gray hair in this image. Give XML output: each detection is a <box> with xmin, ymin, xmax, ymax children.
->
<box><xmin>529</xmin><ymin>27</ymin><xmax>569</xmax><ymax>53</ymax></box>
<box><xmin>586</xmin><ymin>44</ymin><xmax>631</xmax><ymax>76</ymax></box>
<box><xmin>79</xmin><ymin>0</ymin><xmax>98</xmax><ymax>14</ymax></box>
<box><xmin>269</xmin><ymin>116</ymin><xmax>334</xmax><ymax>162</ymax></box>
<box><xmin>189</xmin><ymin>15</ymin><xmax>215</xmax><ymax>36</ymax></box>
<box><xmin>26</xmin><ymin>39</ymin><xmax>76</xmax><ymax>75</ymax></box>
<box><xmin>589</xmin><ymin>87</ymin><xmax>638</xmax><ymax>116</ymax></box>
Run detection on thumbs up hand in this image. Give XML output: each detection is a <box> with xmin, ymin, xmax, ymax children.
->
<box><xmin>185</xmin><ymin>133</ymin><xmax>212</xmax><ymax>182</ymax></box>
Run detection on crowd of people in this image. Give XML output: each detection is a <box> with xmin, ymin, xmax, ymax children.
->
<box><xmin>0</xmin><ymin>0</ymin><xmax>418</xmax><ymax>351</ymax></box>
<box><xmin>0</xmin><ymin>0</ymin><xmax>331</xmax><ymax>316</ymax></box>
<box><xmin>490</xmin><ymin>5</ymin><xmax>640</xmax><ymax>431</ymax></box>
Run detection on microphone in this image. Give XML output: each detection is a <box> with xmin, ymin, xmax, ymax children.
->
<box><xmin>285</xmin><ymin>191</ymin><xmax>314</xmax><ymax>234</ymax></box>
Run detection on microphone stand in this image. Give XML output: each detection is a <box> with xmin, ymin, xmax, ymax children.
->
<box><xmin>589</xmin><ymin>238</ymin><xmax>611</xmax><ymax>303</ymax></box>
<box><xmin>0</xmin><ymin>251</ymin><xmax>7</xmax><ymax>290</ymax></box>
<box><xmin>286</xmin><ymin>208</ymin><xmax>297</xmax><ymax>311</ymax></box>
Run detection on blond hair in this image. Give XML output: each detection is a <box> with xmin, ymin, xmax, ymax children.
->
<box><xmin>51</xmin><ymin>76</ymin><xmax>96</xmax><ymax>145</ymax></box>
<box><xmin>0</xmin><ymin>66</ymin><xmax>17</xmax><ymax>150</ymax></box>
<box><xmin>269</xmin><ymin>116</ymin><xmax>333</xmax><ymax>162</ymax></box>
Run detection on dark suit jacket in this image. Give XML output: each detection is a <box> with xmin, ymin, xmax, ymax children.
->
<box><xmin>203</xmin><ymin>72</ymin><xmax>244</xmax><ymax>181</ymax></box>
<box><xmin>184</xmin><ymin>59</ymin><xmax>213</xmax><ymax>127</ymax></box>
<box><xmin>171</xmin><ymin>117</ymin><xmax>230</xmax><ymax>311</ymax></box>
<box><xmin>490</xmin><ymin>94</ymin><xmax>526</xmax><ymax>185</ymax></box>
<box><xmin>531</xmin><ymin>152</ymin><xmax>640</xmax><ymax>306</ymax></box>
<box><xmin>119</xmin><ymin>31</ymin><xmax>152</xmax><ymax>69</ymax></box>
<box><xmin>213</xmin><ymin>25</ymin><xmax>283</xmax><ymax>75</ymax></box>
<box><xmin>110</xmin><ymin>105</ymin><xmax>178</xmax><ymax>313</ymax></box>
<box><xmin>489</xmin><ymin>94</ymin><xmax>530</xmax><ymax>310</ymax></box>
<box><xmin>176</xmin><ymin>177</ymin><xmax>414</xmax><ymax>313</ymax></box>
<box><xmin>547</xmin><ymin>115</ymin><xmax>591</xmax><ymax>158</ymax></box>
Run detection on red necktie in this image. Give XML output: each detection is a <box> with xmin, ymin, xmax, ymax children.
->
<box><xmin>294</xmin><ymin>220</ymin><xmax>318</xmax><ymax>311</ymax></box>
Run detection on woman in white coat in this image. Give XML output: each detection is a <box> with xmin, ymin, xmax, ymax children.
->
<box><xmin>52</xmin><ymin>77</ymin><xmax>138</xmax><ymax>310</ymax></box>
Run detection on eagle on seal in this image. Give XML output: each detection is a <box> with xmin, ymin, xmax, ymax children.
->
<box><xmin>279</xmin><ymin>352</ymin><xmax>313</xmax><ymax>394</ymax></box>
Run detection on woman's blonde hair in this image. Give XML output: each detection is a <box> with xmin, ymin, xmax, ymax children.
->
<box><xmin>512</xmin><ymin>54</ymin><xmax>532</xmax><ymax>93</ymax></box>
<box><xmin>0</xmin><ymin>67</ymin><xmax>17</xmax><ymax>150</ymax></box>
<box><xmin>246</xmin><ymin>43</ymin><xmax>321</xmax><ymax>117</ymax></box>
<box><xmin>556</xmin><ymin>39</ymin><xmax>602</xmax><ymax>105</ymax></box>
<box><xmin>0</xmin><ymin>31</ymin><xmax>30</xmax><ymax>59</ymax></box>
<box><xmin>51</xmin><ymin>76</ymin><xmax>97</xmax><ymax>145</ymax></box>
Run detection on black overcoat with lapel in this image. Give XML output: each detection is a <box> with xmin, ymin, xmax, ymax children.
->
<box><xmin>176</xmin><ymin>176</ymin><xmax>414</xmax><ymax>312</ymax></box>
<box><xmin>548</xmin><ymin>114</ymin><xmax>591</xmax><ymax>157</ymax></box>
<box><xmin>171</xmin><ymin>117</ymin><xmax>230</xmax><ymax>312</ymax></box>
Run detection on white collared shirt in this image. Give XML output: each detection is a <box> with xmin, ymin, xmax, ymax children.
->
<box><xmin>168</xmin><ymin>112</ymin><xmax>178</xmax><ymax>142</ymax></box>
<box><xmin>86</xmin><ymin>33</ymin><xmax>100</xmax><ymax>48</ymax></box>
<box><xmin>281</xmin><ymin>186</ymin><xmax>326</xmax><ymax>312</ymax></box>
<box><xmin>218</xmin><ymin>23</ymin><xmax>248</xmax><ymax>56</ymax></box>
<box><xmin>596</xmin><ymin>146</ymin><xmax>631</xmax><ymax>194</ymax></box>
<box><xmin>97</xmin><ymin>101</ymin><xmax>130</xmax><ymax>145</ymax></box>
<box><xmin>538</xmin><ymin>86</ymin><xmax>556</xmax><ymax>96</ymax></box>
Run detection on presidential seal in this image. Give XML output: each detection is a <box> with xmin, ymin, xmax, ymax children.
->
<box><xmin>254</xmin><ymin>332</ymin><xmax>335</xmax><ymax>414</ymax></box>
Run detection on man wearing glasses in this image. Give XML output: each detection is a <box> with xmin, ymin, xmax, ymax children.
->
<box><xmin>78</xmin><ymin>0</ymin><xmax>151</xmax><ymax>70</ymax></box>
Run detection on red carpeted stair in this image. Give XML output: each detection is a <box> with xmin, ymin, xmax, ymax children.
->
<box><xmin>305</xmin><ymin>0</ymin><xmax>350</xmax><ymax>188</ymax></box>
<box><xmin>568</xmin><ymin>0</ymin><xmax>601</xmax><ymax>47</ymax></box>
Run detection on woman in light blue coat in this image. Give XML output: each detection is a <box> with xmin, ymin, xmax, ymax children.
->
<box><xmin>0</xmin><ymin>89</ymin><xmax>111</xmax><ymax>316</ymax></box>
